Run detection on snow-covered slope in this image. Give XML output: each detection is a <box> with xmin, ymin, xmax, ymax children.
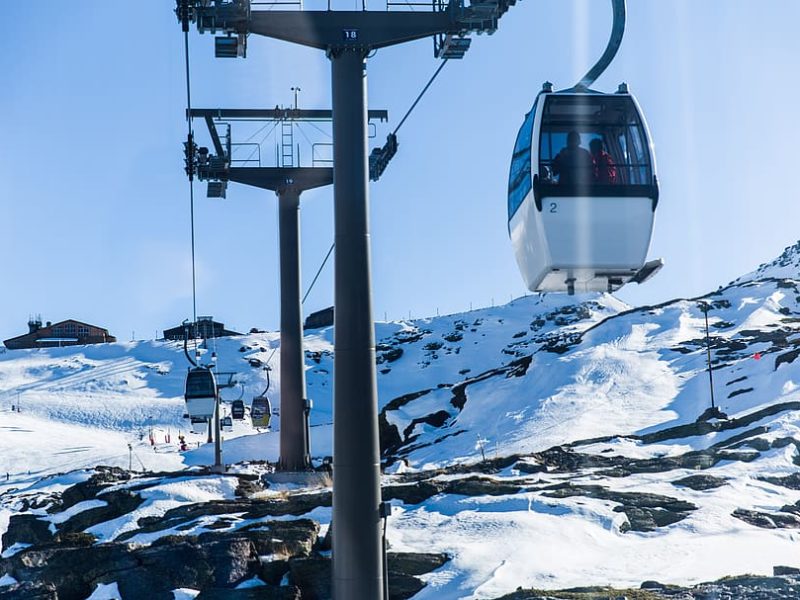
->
<box><xmin>2</xmin><ymin>242</ymin><xmax>800</xmax><ymax>598</ymax></box>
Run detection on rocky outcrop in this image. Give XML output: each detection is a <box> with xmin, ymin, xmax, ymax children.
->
<box><xmin>542</xmin><ymin>484</ymin><xmax>697</xmax><ymax>532</ymax></box>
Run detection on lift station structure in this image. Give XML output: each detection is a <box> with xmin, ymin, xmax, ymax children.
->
<box><xmin>178</xmin><ymin>0</ymin><xmax>519</xmax><ymax>597</ymax></box>
<box><xmin>185</xmin><ymin>105</ymin><xmax>389</xmax><ymax>472</ymax></box>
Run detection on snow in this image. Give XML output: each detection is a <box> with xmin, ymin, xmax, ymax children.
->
<box><xmin>235</xmin><ymin>576</ymin><xmax>267</xmax><ymax>589</ymax></box>
<box><xmin>0</xmin><ymin>573</ymin><xmax>18</xmax><ymax>587</ymax></box>
<box><xmin>87</xmin><ymin>475</ymin><xmax>240</xmax><ymax>543</ymax></box>
<box><xmin>1</xmin><ymin>543</ymin><xmax>31</xmax><ymax>558</ymax></box>
<box><xmin>85</xmin><ymin>582</ymin><xmax>121</xmax><ymax>600</ymax></box>
<box><xmin>1</xmin><ymin>246</ymin><xmax>800</xmax><ymax>597</ymax></box>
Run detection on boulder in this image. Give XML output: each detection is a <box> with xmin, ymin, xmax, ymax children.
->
<box><xmin>2</xmin><ymin>515</ymin><xmax>53</xmax><ymax>548</ymax></box>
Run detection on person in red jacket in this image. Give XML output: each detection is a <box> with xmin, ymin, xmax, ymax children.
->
<box><xmin>590</xmin><ymin>138</ymin><xmax>618</xmax><ymax>184</ymax></box>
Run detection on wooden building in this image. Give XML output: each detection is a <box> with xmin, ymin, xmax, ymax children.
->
<box><xmin>304</xmin><ymin>306</ymin><xmax>334</xmax><ymax>330</ymax></box>
<box><xmin>163</xmin><ymin>316</ymin><xmax>241</xmax><ymax>341</ymax></box>
<box><xmin>3</xmin><ymin>318</ymin><xmax>116</xmax><ymax>350</ymax></box>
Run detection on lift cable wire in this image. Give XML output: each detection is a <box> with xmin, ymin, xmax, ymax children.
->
<box><xmin>181</xmin><ymin>2</ymin><xmax>199</xmax><ymax>334</ymax></box>
<box><xmin>290</xmin><ymin>59</ymin><xmax>451</xmax><ymax>322</ymax></box>
<box><xmin>302</xmin><ymin>242</ymin><xmax>335</xmax><ymax>304</ymax></box>
<box><xmin>262</xmin><ymin>58</ymin><xmax>451</xmax><ymax>371</ymax></box>
<box><xmin>242</xmin><ymin>119</ymin><xmax>281</xmax><ymax>164</ymax></box>
<box><xmin>294</xmin><ymin>121</ymin><xmax>316</xmax><ymax>148</ymax></box>
<box><xmin>393</xmin><ymin>58</ymin><xmax>448</xmax><ymax>136</ymax></box>
<box><xmin>305</xmin><ymin>120</ymin><xmax>332</xmax><ymax>139</ymax></box>
<box><xmin>260</xmin><ymin>240</ymin><xmax>335</xmax><ymax>372</ymax></box>
<box><xmin>574</xmin><ymin>0</ymin><xmax>626</xmax><ymax>90</ymax></box>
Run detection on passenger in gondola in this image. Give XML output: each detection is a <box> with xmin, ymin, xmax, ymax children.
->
<box><xmin>552</xmin><ymin>131</ymin><xmax>593</xmax><ymax>185</ymax></box>
<box><xmin>590</xmin><ymin>138</ymin><xmax>618</xmax><ymax>184</ymax></box>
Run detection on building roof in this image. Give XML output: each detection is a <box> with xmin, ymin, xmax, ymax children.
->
<box><xmin>3</xmin><ymin>318</ymin><xmax>112</xmax><ymax>346</ymax></box>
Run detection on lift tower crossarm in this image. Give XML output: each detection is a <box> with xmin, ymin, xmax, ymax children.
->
<box><xmin>189</xmin><ymin>108</ymin><xmax>389</xmax><ymax>121</ymax></box>
<box><xmin>248</xmin><ymin>11</ymin><xmax>456</xmax><ymax>50</ymax></box>
<box><xmin>181</xmin><ymin>0</ymin><xmax>514</xmax><ymax>56</ymax></box>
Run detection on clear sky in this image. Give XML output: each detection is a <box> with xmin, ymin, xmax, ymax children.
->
<box><xmin>2</xmin><ymin>1</ymin><xmax>799</xmax><ymax>343</ymax></box>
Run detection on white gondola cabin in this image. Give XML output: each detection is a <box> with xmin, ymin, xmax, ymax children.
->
<box><xmin>508</xmin><ymin>83</ymin><xmax>662</xmax><ymax>294</ymax></box>
<box><xmin>184</xmin><ymin>367</ymin><xmax>218</xmax><ymax>420</ymax></box>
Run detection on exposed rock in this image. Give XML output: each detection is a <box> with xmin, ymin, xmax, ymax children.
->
<box><xmin>387</xmin><ymin>552</ymin><xmax>449</xmax><ymax>576</ymax></box>
<box><xmin>59</xmin><ymin>466</ymin><xmax>131</xmax><ymax>510</ymax></box>
<box><xmin>196</xmin><ymin>588</ymin><xmax>302</xmax><ymax>599</ymax></box>
<box><xmin>289</xmin><ymin>556</ymin><xmax>330</xmax><ymax>600</ymax></box>
<box><xmin>672</xmin><ymin>474</ymin><xmax>727</xmax><ymax>490</ymax></box>
<box><xmin>384</xmin><ymin>476</ymin><xmax>521</xmax><ymax>506</ymax></box>
<box><xmin>761</xmin><ymin>473</ymin><xmax>800</xmax><ymax>490</ymax></box>
<box><xmin>732</xmin><ymin>508</ymin><xmax>800</xmax><ymax>529</ymax></box>
<box><xmin>58</xmin><ymin>490</ymin><xmax>143</xmax><ymax>534</ymax></box>
<box><xmin>119</xmin><ymin>495</ymin><xmax>329</xmax><ymax>542</ymax></box>
<box><xmin>2</xmin><ymin>514</ymin><xmax>53</xmax><ymax>548</ymax></box>
<box><xmin>0</xmin><ymin>581</ymin><xmax>59</xmax><ymax>600</ymax></box>
<box><xmin>542</xmin><ymin>484</ymin><xmax>696</xmax><ymax>532</ymax></box>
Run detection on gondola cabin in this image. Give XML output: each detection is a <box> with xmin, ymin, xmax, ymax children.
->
<box><xmin>184</xmin><ymin>367</ymin><xmax>217</xmax><ymax>419</ymax></box>
<box><xmin>508</xmin><ymin>83</ymin><xmax>662</xmax><ymax>294</ymax></box>
<box><xmin>221</xmin><ymin>415</ymin><xmax>233</xmax><ymax>432</ymax></box>
<box><xmin>189</xmin><ymin>415</ymin><xmax>208</xmax><ymax>434</ymax></box>
<box><xmin>231</xmin><ymin>400</ymin><xmax>245</xmax><ymax>420</ymax></box>
<box><xmin>251</xmin><ymin>395</ymin><xmax>272</xmax><ymax>428</ymax></box>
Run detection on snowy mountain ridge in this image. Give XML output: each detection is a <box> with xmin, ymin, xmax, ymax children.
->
<box><xmin>1</xmin><ymin>242</ymin><xmax>800</xmax><ymax>598</ymax></box>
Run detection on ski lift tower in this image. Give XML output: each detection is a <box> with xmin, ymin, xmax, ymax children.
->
<box><xmin>185</xmin><ymin>104</ymin><xmax>389</xmax><ymax>473</ymax></box>
<box><xmin>178</xmin><ymin>0</ymin><xmax>519</xmax><ymax>597</ymax></box>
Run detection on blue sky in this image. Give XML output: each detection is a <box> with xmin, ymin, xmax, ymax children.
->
<box><xmin>2</xmin><ymin>1</ymin><xmax>799</xmax><ymax>342</ymax></box>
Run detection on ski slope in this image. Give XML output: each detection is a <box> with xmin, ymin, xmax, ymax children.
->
<box><xmin>1</xmin><ymin>242</ymin><xmax>800</xmax><ymax>597</ymax></box>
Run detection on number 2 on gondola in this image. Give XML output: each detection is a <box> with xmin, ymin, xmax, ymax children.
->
<box><xmin>549</xmin><ymin>202</ymin><xmax>558</xmax><ymax>213</ymax></box>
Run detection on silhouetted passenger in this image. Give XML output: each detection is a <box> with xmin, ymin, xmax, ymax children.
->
<box><xmin>552</xmin><ymin>131</ymin><xmax>593</xmax><ymax>185</ymax></box>
<box><xmin>590</xmin><ymin>138</ymin><xmax>618</xmax><ymax>184</ymax></box>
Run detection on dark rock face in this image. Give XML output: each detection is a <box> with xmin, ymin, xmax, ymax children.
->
<box><xmin>383</xmin><ymin>476</ymin><xmax>522</xmax><ymax>506</ymax></box>
<box><xmin>672</xmin><ymin>474</ymin><xmax>727</xmax><ymax>490</ymax></box>
<box><xmin>58</xmin><ymin>490</ymin><xmax>143</xmax><ymax>534</ymax></box>
<box><xmin>0</xmin><ymin>581</ymin><xmax>59</xmax><ymax>600</ymax></box>
<box><xmin>195</xmin><ymin>586</ymin><xmax>302</xmax><ymax>600</ymax></box>
<box><xmin>732</xmin><ymin>508</ymin><xmax>800</xmax><ymax>529</ymax></box>
<box><xmin>0</xmin><ymin>521</ymin><xmax>321</xmax><ymax>600</ymax></box>
<box><xmin>542</xmin><ymin>484</ymin><xmax>697</xmax><ymax>532</ymax></box>
<box><xmin>761</xmin><ymin>473</ymin><xmax>800</xmax><ymax>490</ymax></box>
<box><xmin>388</xmin><ymin>552</ymin><xmax>449</xmax><ymax>576</ymax></box>
<box><xmin>59</xmin><ymin>467</ymin><xmax>131</xmax><ymax>510</ymax></box>
<box><xmin>196</xmin><ymin>588</ymin><xmax>302</xmax><ymax>599</ymax></box>
<box><xmin>2</xmin><ymin>514</ymin><xmax>54</xmax><ymax>548</ymax></box>
<box><xmin>285</xmin><ymin>553</ymin><xmax>449</xmax><ymax>600</ymax></box>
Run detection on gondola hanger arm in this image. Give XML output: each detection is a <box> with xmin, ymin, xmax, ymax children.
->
<box><xmin>573</xmin><ymin>0</ymin><xmax>626</xmax><ymax>90</ymax></box>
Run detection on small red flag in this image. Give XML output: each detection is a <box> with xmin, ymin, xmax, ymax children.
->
<box><xmin>754</xmin><ymin>352</ymin><xmax>762</xmax><ymax>360</ymax></box>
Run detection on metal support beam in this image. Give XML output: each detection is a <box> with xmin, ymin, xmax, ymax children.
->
<box><xmin>190</xmin><ymin>107</ymin><xmax>388</xmax><ymax>121</ymax></box>
<box><xmin>278</xmin><ymin>187</ymin><xmax>311</xmax><ymax>471</ymax></box>
<box><xmin>213</xmin><ymin>395</ymin><xmax>223</xmax><ymax>471</ymax></box>
<box><xmin>248</xmin><ymin>11</ymin><xmax>454</xmax><ymax>50</ymax></box>
<box><xmin>227</xmin><ymin>167</ymin><xmax>332</xmax><ymax>191</ymax></box>
<box><xmin>330</xmin><ymin>49</ymin><xmax>383</xmax><ymax>600</ymax></box>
